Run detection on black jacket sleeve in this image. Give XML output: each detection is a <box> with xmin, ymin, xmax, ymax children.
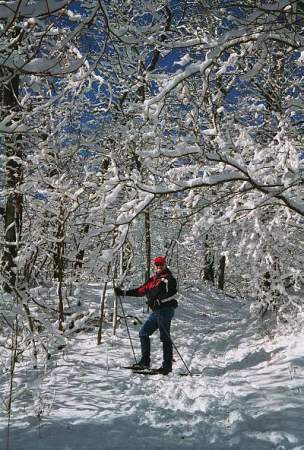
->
<box><xmin>124</xmin><ymin>281</ymin><xmax>148</xmax><ymax>297</ymax></box>
<box><xmin>125</xmin><ymin>288</ymin><xmax>144</xmax><ymax>297</ymax></box>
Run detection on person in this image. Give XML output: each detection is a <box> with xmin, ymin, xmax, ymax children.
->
<box><xmin>114</xmin><ymin>256</ymin><xmax>178</xmax><ymax>375</ymax></box>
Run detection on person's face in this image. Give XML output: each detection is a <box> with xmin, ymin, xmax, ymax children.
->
<box><xmin>153</xmin><ymin>262</ymin><xmax>166</xmax><ymax>272</ymax></box>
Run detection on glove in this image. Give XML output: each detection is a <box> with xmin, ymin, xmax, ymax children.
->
<box><xmin>114</xmin><ymin>286</ymin><xmax>124</xmax><ymax>296</ymax></box>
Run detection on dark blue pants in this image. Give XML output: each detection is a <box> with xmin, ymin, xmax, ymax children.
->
<box><xmin>139</xmin><ymin>307</ymin><xmax>175</xmax><ymax>369</ymax></box>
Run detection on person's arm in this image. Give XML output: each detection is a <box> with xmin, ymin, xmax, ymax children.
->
<box><xmin>124</xmin><ymin>283</ymin><xmax>147</xmax><ymax>297</ymax></box>
<box><xmin>115</xmin><ymin>281</ymin><xmax>148</xmax><ymax>297</ymax></box>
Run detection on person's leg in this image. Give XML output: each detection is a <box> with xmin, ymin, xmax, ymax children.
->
<box><xmin>138</xmin><ymin>312</ymin><xmax>158</xmax><ymax>367</ymax></box>
<box><xmin>157</xmin><ymin>307</ymin><xmax>175</xmax><ymax>372</ymax></box>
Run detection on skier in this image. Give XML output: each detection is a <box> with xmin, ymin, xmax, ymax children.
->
<box><xmin>114</xmin><ymin>256</ymin><xmax>178</xmax><ymax>375</ymax></box>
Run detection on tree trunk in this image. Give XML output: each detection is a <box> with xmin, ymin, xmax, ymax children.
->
<box><xmin>218</xmin><ymin>255</ymin><xmax>226</xmax><ymax>290</ymax></box>
<box><xmin>97</xmin><ymin>279</ymin><xmax>109</xmax><ymax>345</ymax></box>
<box><xmin>74</xmin><ymin>224</ymin><xmax>89</xmax><ymax>270</ymax></box>
<box><xmin>0</xmin><ymin>70</ymin><xmax>23</xmax><ymax>292</ymax></box>
<box><xmin>144</xmin><ymin>209</ymin><xmax>151</xmax><ymax>281</ymax></box>
<box><xmin>203</xmin><ymin>234</ymin><xmax>215</xmax><ymax>284</ymax></box>
<box><xmin>53</xmin><ymin>203</ymin><xmax>65</xmax><ymax>330</ymax></box>
<box><xmin>54</xmin><ymin>204</ymin><xmax>65</xmax><ymax>280</ymax></box>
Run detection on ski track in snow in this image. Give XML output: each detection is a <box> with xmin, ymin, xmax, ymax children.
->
<box><xmin>1</xmin><ymin>285</ymin><xmax>304</xmax><ymax>450</ymax></box>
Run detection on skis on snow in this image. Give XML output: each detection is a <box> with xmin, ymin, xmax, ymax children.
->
<box><xmin>121</xmin><ymin>366</ymin><xmax>191</xmax><ymax>376</ymax></box>
<box><xmin>133</xmin><ymin>368</ymin><xmax>163</xmax><ymax>375</ymax></box>
<box><xmin>121</xmin><ymin>366</ymin><xmax>163</xmax><ymax>374</ymax></box>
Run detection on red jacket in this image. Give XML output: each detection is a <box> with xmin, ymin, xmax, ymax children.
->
<box><xmin>125</xmin><ymin>268</ymin><xmax>178</xmax><ymax>310</ymax></box>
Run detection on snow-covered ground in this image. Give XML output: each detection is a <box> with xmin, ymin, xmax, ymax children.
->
<box><xmin>1</xmin><ymin>284</ymin><xmax>304</xmax><ymax>450</ymax></box>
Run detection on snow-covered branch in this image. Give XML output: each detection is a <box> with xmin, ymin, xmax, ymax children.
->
<box><xmin>0</xmin><ymin>0</ymin><xmax>70</xmax><ymax>19</ymax></box>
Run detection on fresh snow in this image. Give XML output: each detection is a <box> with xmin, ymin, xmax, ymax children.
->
<box><xmin>0</xmin><ymin>54</ymin><xmax>85</xmax><ymax>75</ymax></box>
<box><xmin>1</xmin><ymin>284</ymin><xmax>304</xmax><ymax>450</ymax></box>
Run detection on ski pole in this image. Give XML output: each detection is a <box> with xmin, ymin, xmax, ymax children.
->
<box><xmin>158</xmin><ymin>316</ymin><xmax>192</xmax><ymax>376</ymax></box>
<box><xmin>117</xmin><ymin>293</ymin><xmax>137</xmax><ymax>364</ymax></box>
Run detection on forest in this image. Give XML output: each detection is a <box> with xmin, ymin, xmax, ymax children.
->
<box><xmin>0</xmin><ymin>1</ymin><xmax>304</xmax><ymax>449</ymax></box>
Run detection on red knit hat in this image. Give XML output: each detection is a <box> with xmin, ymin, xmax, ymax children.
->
<box><xmin>152</xmin><ymin>256</ymin><xmax>166</xmax><ymax>265</ymax></box>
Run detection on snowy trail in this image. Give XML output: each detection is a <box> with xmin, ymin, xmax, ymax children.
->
<box><xmin>1</xmin><ymin>285</ymin><xmax>304</xmax><ymax>450</ymax></box>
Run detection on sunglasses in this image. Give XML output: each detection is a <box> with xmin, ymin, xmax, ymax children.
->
<box><xmin>154</xmin><ymin>262</ymin><xmax>164</xmax><ymax>267</ymax></box>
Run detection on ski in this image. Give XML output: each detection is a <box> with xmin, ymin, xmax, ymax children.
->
<box><xmin>132</xmin><ymin>370</ymin><xmax>194</xmax><ymax>376</ymax></box>
<box><xmin>179</xmin><ymin>372</ymin><xmax>202</xmax><ymax>377</ymax></box>
<box><xmin>121</xmin><ymin>366</ymin><xmax>141</xmax><ymax>369</ymax></box>
<box><xmin>121</xmin><ymin>366</ymin><xmax>195</xmax><ymax>376</ymax></box>
<box><xmin>121</xmin><ymin>366</ymin><xmax>157</xmax><ymax>372</ymax></box>
<box><xmin>132</xmin><ymin>369</ymin><xmax>162</xmax><ymax>375</ymax></box>
<box><xmin>121</xmin><ymin>365</ymin><xmax>156</xmax><ymax>371</ymax></box>
<box><xmin>121</xmin><ymin>365</ymin><xmax>157</xmax><ymax>371</ymax></box>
